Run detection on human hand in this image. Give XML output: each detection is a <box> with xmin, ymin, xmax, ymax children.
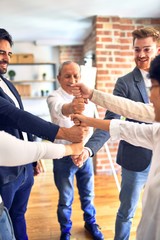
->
<box><xmin>33</xmin><ymin>160</ymin><xmax>45</xmax><ymax>176</ymax></box>
<box><xmin>71</xmin><ymin>113</ymin><xmax>88</xmax><ymax>126</ymax></box>
<box><xmin>71</xmin><ymin>97</ymin><xmax>85</xmax><ymax>114</ymax></box>
<box><xmin>69</xmin><ymin>142</ymin><xmax>84</xmax><ymax>155</ymax></box>
<box><xmin>65</xmin><ymin>125</ymin><xmax>89</xmax><ymax>143</ymax></box>
<box><xmin>71</xmin><ymin>83</ymin><xmax>93</xmax><ymax>100</ymax></box>
<box><xmin>56</xmin><ymin>124</ymin><xmax>88</xmax><ymax>142</ymax></box>
<box><xmin>71</xmin><ymin>148</ymin><xmax>90</xmax><ymax>167</ymax></box>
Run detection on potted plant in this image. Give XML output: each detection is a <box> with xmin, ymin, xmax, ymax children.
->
<box><xmin>8</xmin><ymin>70</ymin><xmax>16</xmax><ymax>80</ymax></box>
<box><xmin>42</xmin><ymin>73</ymin><xmax>46</xmax><ymax>80</ymax></box>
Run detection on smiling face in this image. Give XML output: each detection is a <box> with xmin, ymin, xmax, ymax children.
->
<box><xmin>57</xmin><ymin>62</ymin><xmax>81</xmax><ymax>95</ymax></box>
<box><xmin>0</xmin><ymin>39</ymin><xmax>12</xmax><ymax>74</ymax></box>
<box><xmin>133</xmin><ymin>37</ymin><xmax>159</xmax><ymax>72</ymax></box>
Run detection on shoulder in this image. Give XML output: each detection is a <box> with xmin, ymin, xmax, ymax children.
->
<box><xmin>1</xmin><ymin>76</ymin><xmax>12</xmax><ymax>85</ymax></box>
<box><xmin>47</xmin><ymin>88</ymin><xmax>62</xmax><ymax>100</ymax></box>
<box><xmin>117</xmin><ymin>68</ymin><xmax>141</xmax><ymax>81</ymax></box>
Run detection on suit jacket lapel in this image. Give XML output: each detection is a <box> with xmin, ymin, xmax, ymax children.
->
<box><xmin>0</xmin><ymin>75</ymin><xmax>24</xmax><ymax>109</ymax></box>
<box><xmin>0</xmin><ymin>75</ymin><xmax>28</xmax><ymax>140</ymax></box>
<box><xmin>133</xmin><ymin>67</ymin><xmax>149</xmax><ymax>103</ymax></box>
<box><xmin>0</xmin><ymin>85</ymin><xmax>16</xmax><ymax>107</ymax></box>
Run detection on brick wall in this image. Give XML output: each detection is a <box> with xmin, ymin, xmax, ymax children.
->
<box><xmin>59</xmin><ymin>46</ymin><xmax>83</xmax><ymax>64</ymax></box>
<box><xmin>59</xmin><ymin>16</ymin><xmax>160</xmax><ymax>175</ymax></box>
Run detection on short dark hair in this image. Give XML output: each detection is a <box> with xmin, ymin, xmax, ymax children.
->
<box><xmin>132</xmin><ymin>27</ymin><xmax>160</xmax><ymax>46</ymax></box>
<box><xmin>149</xmin><ymin>55</ymin><xmax>160</xmax><ymax>83</ymax></box>
<box><xmin>0</xmin><ymin>28</ymin><xmax>13</xmax><ymax>46</ymax></box>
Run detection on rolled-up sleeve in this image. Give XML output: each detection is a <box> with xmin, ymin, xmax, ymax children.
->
<box><xmin>109</xmin><ymin>119</ymin><xmax>154</xmax><ymax>150</ymax></box>
<box><xmin>109</xmin><ymin>119</ymin><xmax>122</xmax><ymax>141</ymax></box>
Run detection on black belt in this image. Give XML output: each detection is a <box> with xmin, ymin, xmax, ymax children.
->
<box><xmin>0</xmin><ymin>201</ymin><xmax>4</xmax><ymax>216</ymax></box>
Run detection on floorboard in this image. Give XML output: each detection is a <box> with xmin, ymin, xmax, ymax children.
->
<box><xmin>26</xmin><ymin>161</ymin><xmax>142</xmax><ymax>240</ymax></box>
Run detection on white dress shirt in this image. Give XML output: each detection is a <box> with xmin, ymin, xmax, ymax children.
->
<box><xmin>47</xmin><ymin>87</ymin><xmax>95</xmax><ymax>145</ymax></box>
<box><xmin>90</xmin><ymin>89</ymin><xmax>159</xmax><ymax>240</ymax></box>
<box><xmin>0</xmin><ymin>131</ymin><xmax>66</xmax><ymax>166</ymax></box>
<box><xmin>140</xmin><ymin>69</ymin><xmax>151</xmax><ymax>97</ymax></box>
<box><xmin>109</xmin><ymin>119</ymin><xmax>160</xmax><ymax>240</ymax></box>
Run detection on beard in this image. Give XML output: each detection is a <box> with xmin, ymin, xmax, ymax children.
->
<box><xmin>135</xmin><ymin>57</ymin><xmax>153</xmax><ymax>71</ymax></box>
<box><xmin>0</xmin><ymin>60</ymin><xmax>8</xmax><ymax>74</ymax></box>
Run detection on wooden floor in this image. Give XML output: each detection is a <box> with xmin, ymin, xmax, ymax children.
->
<box><xmin>26</xmin><ymin>161</ymin><xmax>142</xmax><ymax>240</ymax></box>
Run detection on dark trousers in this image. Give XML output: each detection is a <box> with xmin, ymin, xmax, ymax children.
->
<box><xmin>0</xmin><ymin>164</ymin><xmax>34</xmax><ymax>240</ymax></box>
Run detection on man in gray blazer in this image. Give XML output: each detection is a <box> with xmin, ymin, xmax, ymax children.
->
<box><xmin>76</xmin><ymin>27</ymin><xmax>160</xmax><ymax>239</ymax></box>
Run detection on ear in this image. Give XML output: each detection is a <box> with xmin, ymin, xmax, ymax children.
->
<box><xmin>57</xmin><ymin>75</ymin><xmax>61</xmax><ymax>83</ymax></box>
<box><xmin>157</xmin><ymin>47</ymin><xmax>160</xmax><ymax>54</ymax></box>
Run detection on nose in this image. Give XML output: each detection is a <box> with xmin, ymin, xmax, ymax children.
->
<box><xmin>3</xmin><ymin>52</ymin><xmax>10</xmax><ymax>62</ymax></box>
<box><xmin>70</xmin><ymin>76</ymin><xmax>77</xmax><ymax>84</ymax></box>
<box><xmin>138</xmin><ymin>49</ymin><xmax>146</xmax><ymax>58</ymax></box>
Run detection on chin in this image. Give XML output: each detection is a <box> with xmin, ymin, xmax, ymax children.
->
<box><xmin>137</xmin><ymin>62</ymin><xmax>149</xmax><ymax>71</ymax></box>
<box><xmin>0</xmin><ymin>69</ymin><xmax>7</xmax><ymax>74</ymax></box>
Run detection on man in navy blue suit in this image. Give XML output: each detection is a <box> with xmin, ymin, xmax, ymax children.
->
<box><xmin>0</xmin><ymin>28</ymin><xmax>88</xmax><ymax>240</ymax></box>
<box><xmin>74</xmin><ymin>27</ymin><xmax>160</xmax><ymax>240</ymax></box>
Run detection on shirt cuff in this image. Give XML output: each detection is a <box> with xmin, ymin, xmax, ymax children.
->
<box><xmin>109</xmin><ymin>119</ymin><xmax>121</xmax><ymax>141</ymax></box>
<box><xmin>84</xmin><ymin>147</ymin><xmax>93</xmax><ymax>157</ymax></box>
<box><xmin>56</xmin><ymin>102</ymin><xmax>69</xmax><ymax>119</ymax></box>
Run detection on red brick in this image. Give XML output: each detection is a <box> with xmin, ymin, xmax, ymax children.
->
<box><xmin>97</xmin><ymin>17</ymin><xmax>110</xmax><ymax>23</ymax></box>
<box><xmin>120</xmin><ymin>25</ymin><xmax>135</xmax><ymax>31</ymax></box>
<box><xmin>101</xmin><ymin>37</ymin><xmax>113</xmax><ymax>42</ymax></box>
<box><xmin>151</xmin><ymin>19</ymin><xmax>160</xmax><ymax>24</ymax></box>
<box><xmin>59</xmin><ymin>16</ymin><xmax>160</xmax><ymax>174</ymax></box>
<box><xmin>120</xmin><ymin>18</ymin><xmax>133</xmax><ymax>24</ymax></box>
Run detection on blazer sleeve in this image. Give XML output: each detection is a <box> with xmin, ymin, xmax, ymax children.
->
<box><xmin>85</xmin><ymin>111</ymin><xmax>120</xmax><ymax>156</ymax></box>
<box><xmin>85</xmin><ymin>85</ymin><xmax>122</xmax><ymax>156</ymax></box>
<box><xmin>0</xmin><ymin>96</ymin><xmax>59</xmax><ymax>142</ymax></box>
<box><xmin>85</xmin><ymin>76</ymin><xmax>133</xmax><ymax>155</ymax></box>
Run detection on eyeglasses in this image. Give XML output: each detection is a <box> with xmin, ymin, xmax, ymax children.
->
<box><xmin>133</xmin><ymin>46</ymin><xmax>154</xmax><ymax>54</ymax></box>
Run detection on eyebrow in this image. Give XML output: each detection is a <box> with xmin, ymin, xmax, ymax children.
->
<box><xmin>0</xmin><ymin>49</ymin><xmax>12</xmax><ymax>55</ymax></box>
<box><xmin>134</xmin><ymin>45</ymin><xmax>152</xmax><ymax>48</ymax></box>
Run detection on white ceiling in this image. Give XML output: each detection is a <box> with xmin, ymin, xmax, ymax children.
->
<box><xmin>1</xmin><ymin>0</ymin><xmax>160</xmax><ymax>46</ymax></box>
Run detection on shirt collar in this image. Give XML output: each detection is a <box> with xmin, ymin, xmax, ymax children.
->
<box><xmin>59</xmin><ymin>87</ymin><xmax>74</xmax><ymax>100</ymax></box>
<box><xmin>139</xmin><ymin>69</ymin><xmax>151</xmax><ymax>88</ymax></box>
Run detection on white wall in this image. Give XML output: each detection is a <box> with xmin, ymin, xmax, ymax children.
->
<box><xmin>12</xmin><ymin>42</ymin><xmax>59</xmax><ymax>62</ymax></box>
<box><xmin>8</xmin><ymin>42</ymin><xmax>59</xmax><ymax>80</ymax></box>
<box><xmin>7</xmin><ymin>42</ymin><xmax>60</xmax><ymax>120</ymax></box>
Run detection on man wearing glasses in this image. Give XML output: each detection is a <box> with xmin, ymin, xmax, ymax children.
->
<box><xmin>79</xmin><ymin>26</ymin><xmax>160</xmax><ymax>240</ymax></box>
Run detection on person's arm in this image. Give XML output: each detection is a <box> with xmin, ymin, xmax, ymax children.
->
<box><xmin>0</xmin><ymin>96</ymin><xmax>86</xmax><ymax>143</ymax></box>
<box><xmin>71</xmin><ymin>83</ymin><xmax>155</xmax><ymax>123</ymax></box>
<box><xmin>72</xmin><ymin>123</ymin><xmax>111</xmax><ymax>167</ymax></box>
<box><xmin>47</xmin><ymin>92</ymin><xmax>85</xmax><ymax>117</ymax></box>
<box><xmin>72</xmin><ymin>114</ymin><xmax>154</xmax><ymax>150</ymax></box>
<box><xmin>47</xmin><ymin>92</ymin><xmax>88</xmax><ymax>142</ymax></box>
<box><xmin>85</xmin><ymin>109</ymin><xmax>118</xmax><ymax>156</ymax></box>
<box><xmin>0</xmin><ymin>96</ymin><xmax>59</xmax><ymax>142</ymax></box>
<box><xmin>73</xmin><ymin>114</ymin><xmax>111</xmax><ymax>131</ymax></box>
<box><xmin>91</xmin><ymin>89</ymin><xmax>154</xmax><ymax>123</ymax></box>
<box><xmin>56</xmin><ymin>125</ymin><xmax>88</xmax><ymax>143</ymax></box>
<box><xmin>0</xmin><ymin>131</ymin><xmax>83</xmax><ymax>166</ymax></box>
<box><xmin>71</xmin><ymin>83</ymin><xmax>93</xmax><ymax>100</ymax></box>
<box><xmin>62</xmin><ymin>98</ymin><xmax>85</xmax><ymax>116</ymax></box>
